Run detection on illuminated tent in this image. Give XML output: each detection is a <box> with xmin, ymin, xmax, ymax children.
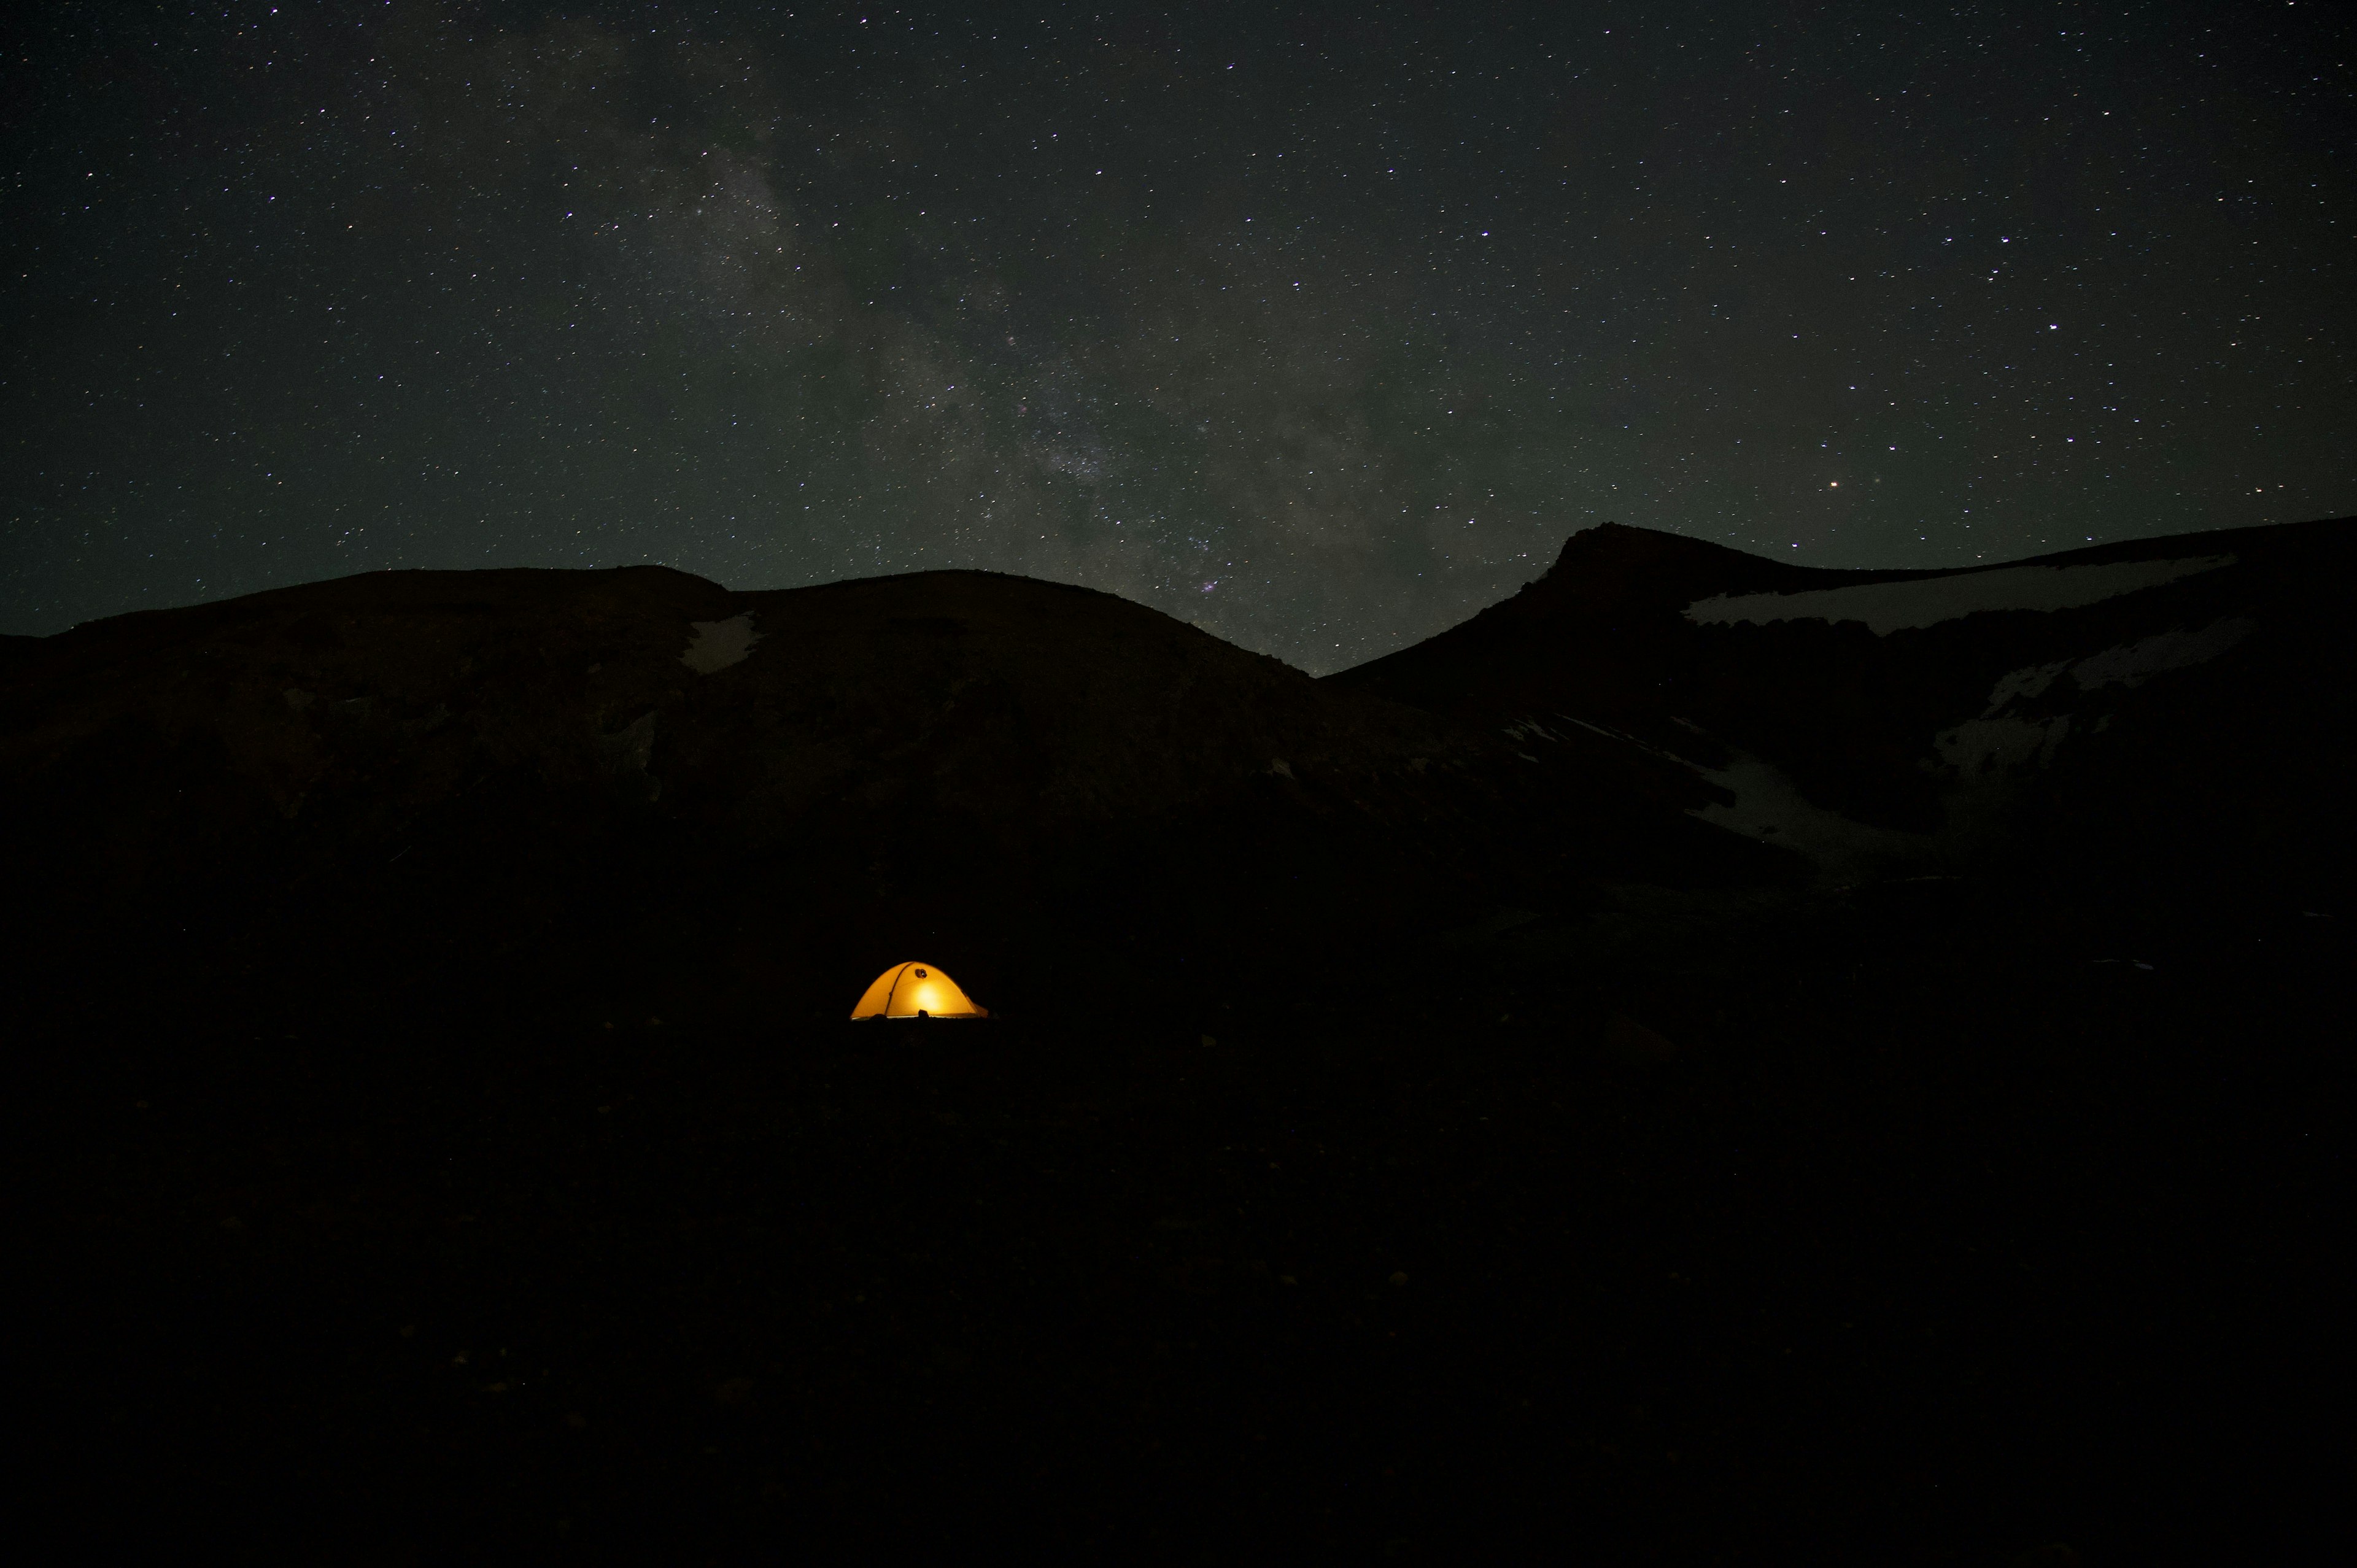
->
<box><xmin>850</xmin><ymin>961</ymin><xmax>990</xmax><ymax>1020</ymax></box>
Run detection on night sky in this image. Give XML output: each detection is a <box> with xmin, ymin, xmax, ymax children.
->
<box><xmin>7</xmin><ymin>2</ymin><xmax>2352</xmax><ymax>671</ymax></box>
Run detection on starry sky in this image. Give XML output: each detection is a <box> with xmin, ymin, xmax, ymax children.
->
<box><xmin>6</xmin><ymin>1</ymin><xmax>2353</xmax><ymax>671</ymax></box>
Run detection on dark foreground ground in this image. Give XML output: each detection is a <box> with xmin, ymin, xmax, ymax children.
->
<box><xmin>23</xmin><ymin>871</ymin><xmax>2339</xmax><ymax>1563</ymax></box>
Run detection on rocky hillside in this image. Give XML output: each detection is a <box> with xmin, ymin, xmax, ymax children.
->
<box><xmin>0</xmin><ymin>560</ymin><xmax>1795</xmax><ymax>1032</ymax></box>
<box><xmin>1334</xmin><ymin>516</ymin><xmax>2357</xmax><ymax>895</ymax></box>
<box><xmin>13</xmin><ymin>525</ymin><xmax>2344</xmax><ymax>1560</ymax></box>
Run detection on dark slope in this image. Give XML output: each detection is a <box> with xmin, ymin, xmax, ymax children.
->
<box><xmin>1</xmin><ymin>565</ymin><xmax>1444</xmax><ymax>1026</ymax></box>
<box><xmin>1334</xmin><ymin>522</ymin><xmax>1854</xmax><ymax>731</ymax></box>
<box><xmin>1334</xmin><ymin>516</ymin><xmax>2357</xmax><ymax>897</ymax></box>
<box><xmin>1</xmin><ymin>560</ymin><xmax>1803</xmax><ymax>1038</ymax></box>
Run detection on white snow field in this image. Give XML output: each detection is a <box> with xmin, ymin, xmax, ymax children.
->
<box><xmin>1684</xmin><ymin>554</ymin><xmax>2237</xmax><ymax>637</ymax></box>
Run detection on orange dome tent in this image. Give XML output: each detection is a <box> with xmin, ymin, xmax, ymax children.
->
<box><xmin>850</xmin><ymin>962</ymin><xmax>989</xmax><ymax>1020</ymax></box>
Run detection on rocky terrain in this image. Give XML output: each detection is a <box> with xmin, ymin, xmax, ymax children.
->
<box><xmin>1337</xmin><ymin>516</ymin><xmax>2356</xmax><ymax>898</ymax></box>
<box><xmin>12</xmin><ymin>519</ymin><xmax>2346</xmax><ymax>1559</ymax></box>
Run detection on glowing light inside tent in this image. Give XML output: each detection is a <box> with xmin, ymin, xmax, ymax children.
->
<box><xmin>850</xmin><ymin>962</ymin><xmax>989</xmax><ymax>1020</ymax></box>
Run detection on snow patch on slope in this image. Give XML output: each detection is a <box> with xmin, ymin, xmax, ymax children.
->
<box><xmin>681</xmin><ymin>614</ymin><xmax>762</xmax><ymax>674</ymax></box>
<box><xmin>1936</xmin><ymin>714</ymin><xmax>2073</xmax><ymax>778</ymax></box>
<box><xmin>1968</xmin><ymin>617</ymin><xmax>2254</xmax><ymax>722</ymax></box>
<box><xmin>2068</xmin><ymin>617</ymin><xmax>2254</xmax><ymax>690</ymax></box>
<box><xmin>1925</xmin><ymin>616</ymin><xmax>2255</xmax><ymax>841</ymax></box>
<box><xmin>1684</xmin><ymin>555</ymin><xmax>2236</xmax><ymax>638</ymax></box>
<box><xmin>1547</xmin><ymin>714</ymin><xmax>1936</xmax><ymax>886</ymax></box>
<box><xmin>1684</xmin><ymin>751</ymin><xmax>1934</xmax><ymax>887</ymax></box>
